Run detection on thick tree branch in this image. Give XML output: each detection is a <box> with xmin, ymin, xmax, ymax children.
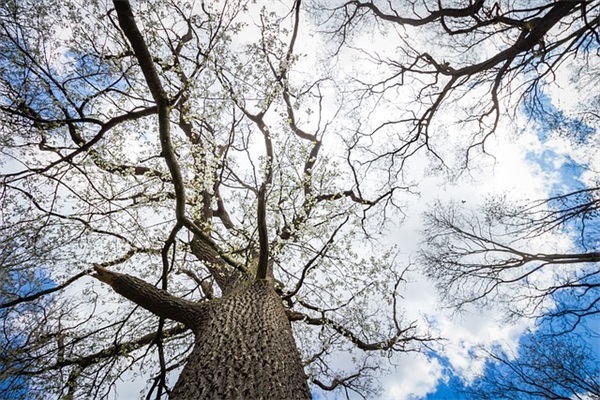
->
<box><xmin>359</xmin><ymin>1</ymin><xmax>580</xmax><ymax>78</ymax></box>
<box><xmin>113</xmin><ymin>0</ymin><xmax>185</xmax><ymax>218</ymax></box>
<box><xmin>314</xmin><ymin>190</ymin><xmax>375</xmax><ymax>205</ymax></box>
<box><xmin>92</xmin><ymin>266</ymin><xmax>203</xmax><ymax>327</ymax></box>
<box><xmin>311</xmin><ymin>371</ymin><xmax>362</xmax><ymax>391</ymax></box>
<box><xmin>453</xmin><ymin>2</ymin><xmax>579</xmax><ymax>77</ymax></box>
<box><xmin>190</xmin><ymin>234</ymin><xmax>241</xmax><ymax>294</ymax></box>
<box><xmin>348</xmin><ymin>0</ymin><xmax>485</xmax><ymax>27</ymax></box>
<box><xmin>113</xmin><ymin>0</ymin><xmax>247</xmax><ymax>279</ymax></box>
<box><xmin>246</xmin><ymin>114</ymin><xmax>274</xmax><ymax>281</ymax></box>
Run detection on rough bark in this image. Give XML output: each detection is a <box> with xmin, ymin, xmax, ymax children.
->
<box><xmin>93</xmin><ymin>266</ymin><xmax>203</xmax><ymax>327</ymax></box>
<box><xmin>93</xmin><ymin>267</ymin><xmax>311</xmax><ymax>399</ymax></box>
<box><xmin>190</xmin><ymin>234</ymin><xmax>241</xmax><ymax>295</ymax></box>
<box><xmin>172</xmin><ymin>280</ymin><xmax>311</xmax><ymax>399</ymax></box>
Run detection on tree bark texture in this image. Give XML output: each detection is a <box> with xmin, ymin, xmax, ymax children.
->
<box><xmin>94</xmin><ymin>266</ymin><xmax>311</xmax><ymax>399</ymax></box>
<box><xmin>171</xmin><ymin>280</ymin><xmax>311</xmax><ymax>400</ymax></box>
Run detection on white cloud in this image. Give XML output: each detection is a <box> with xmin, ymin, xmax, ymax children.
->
<box><xmin>370</xmin><ymin>101</ymin><xmax>565</xmax><ymax>399</ymax></box>
<box><xmin>383</xmin><ymin>354</ymin><xmax>444</xmax><ymax>400</ymax></box>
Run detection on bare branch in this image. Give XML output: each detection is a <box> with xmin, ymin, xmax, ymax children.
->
<box><xmin>0</xmin><ymin>271</ymin><xmax>89</xmax><ymax>310</ymax></box>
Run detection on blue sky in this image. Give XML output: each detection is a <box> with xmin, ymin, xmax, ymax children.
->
<box><xmin>421</xmin><ymin>84</ymin><xmax>600</xmax><ymax>400</ymax></box>
<box><xmin>0</xmin><ymin>271</ymin><xmax>56</xmax><ymax>398</ymax></box>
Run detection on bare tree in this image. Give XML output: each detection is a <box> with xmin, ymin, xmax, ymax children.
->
<box><xmin>316</xmin><ymin>1</ymin><xmax>600</xmax><ymax>398</ymax></box>
<box><xmin>464</xmin><ymin>331</ymin><xmax>600</xmax><ymax>400</ymax></box>
<box><xmin>0</xmin><ymin>1</ymin><xmax>429</xmax><ymax>399</ymax></box>
<box><xmin>320</xmin><ymin>0</ymin><xmax>599</xmax><ymax>171</ymax></box>
<box><xmin>313</xmin><ymin>0</ymin><xmax>600</xmax><ymax>326</ymax></box>
<box><xmin>420</xmin><ymin>197</ymin><xmax>600</xmax><ymax>332</ymax></box>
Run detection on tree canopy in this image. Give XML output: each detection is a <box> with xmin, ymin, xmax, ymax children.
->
<box><xmin>0</xmin><ymin>0</ymin><xmax>598</xmax><ymax>399</ymax></box>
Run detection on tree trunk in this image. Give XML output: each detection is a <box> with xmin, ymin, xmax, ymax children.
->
<box><xmin>106</xmin><ymin>3</ymin><xmax>312</xmax><ymax>397</ymax></box>
<box><xmin>93</xmin><ymin>266</ymin><xmax>311</xmax><ymax>399</ymax></box>
<box><xmin>171</xmin><ymin>280</ymin><xmax>311</xmax><ymax>399</ymax></box>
